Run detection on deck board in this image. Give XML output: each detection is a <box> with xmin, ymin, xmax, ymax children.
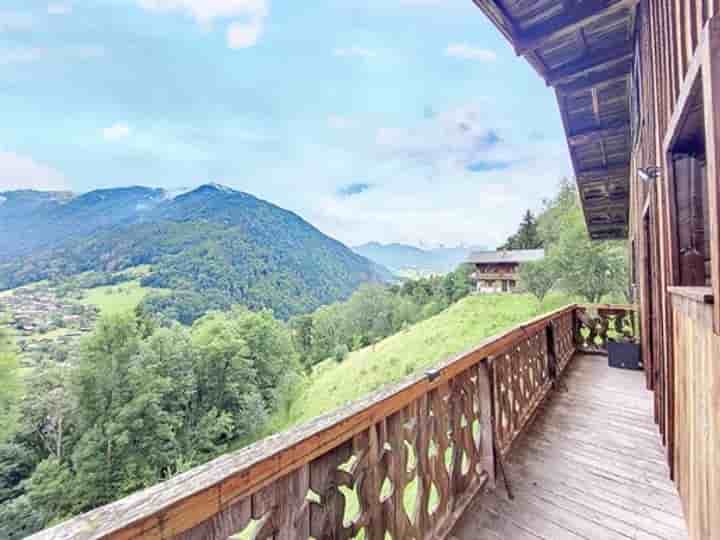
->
<box><xmin>451</xmin><ymin>354</ymin><xmax>688</xmax><ymax>540</ymax></box>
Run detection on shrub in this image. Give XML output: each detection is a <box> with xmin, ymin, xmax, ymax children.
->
<box><xmin>333</xmin><ymin>344</ymin><xmax>349</xmax><ymax>363</ymax></box>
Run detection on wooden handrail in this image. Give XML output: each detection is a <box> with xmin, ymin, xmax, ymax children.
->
<box><xmin>576</xmin><ymin>304</ymin><xmax>638</xmax><ymax>354</ymax></box>
<box><xmin>29</xmin><ymin>304</ymin><xmax>590</xmax><ymax>540</ymax></box>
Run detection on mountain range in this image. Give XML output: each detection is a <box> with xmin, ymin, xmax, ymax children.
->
<box><xmin>352</xmin><ymin>242</ymin><xmax>483</xmax><ymax>275</ymax></box>
<box><xmin>0</xmin><ymin>184</ymin><xmax>389</xmax><ymax>320</ymax></box>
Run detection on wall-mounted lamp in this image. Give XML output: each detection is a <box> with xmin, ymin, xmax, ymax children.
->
<box><xmin>638</xmin><ymin>166</ymin><xmax>662</xmax><ymax>183</ymax></box>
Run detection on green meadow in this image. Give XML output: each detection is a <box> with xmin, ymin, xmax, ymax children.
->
<box><xmin>283</xmin><ymin>292</ymin><xmax>575</xmax><ymax>427</ymax></box>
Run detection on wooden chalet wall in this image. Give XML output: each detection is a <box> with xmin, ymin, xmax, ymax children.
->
<box><xmin>629</xmin><ymin>3</ymin><xmax>720</xmax><ymax>540</ymax></box>
<box><xmin>669</xmin><ymin>289</ymin><xmax>720</xmax><ymax>540</ymax></box>
<box><xmin>468</xmin><ymin>1</ymin><xmax>720</xmax><ymax>537</ymax></box>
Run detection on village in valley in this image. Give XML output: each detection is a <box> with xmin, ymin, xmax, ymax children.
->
<box><xmin>0</xmin><ymin>284</ymin><xmax>99</xmax><ymax>366</ymax></box>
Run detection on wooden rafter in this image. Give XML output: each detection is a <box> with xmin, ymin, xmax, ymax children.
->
<box><xmin>469</xmin><ymin>0</ymin><xmax>634</xmax><ymax>241</ymax></box>
<box><xmin>576</xmin><ymin>164</ymin><xmax>630</xmax><ymax>182</ymax></box>
<box><xmin>591</xmin><ymin>87</ymin><xmax>602</xmax><ymax>123</ymax></box>
<box><xmin>471</xmin><ymin>0</ymin><xmax>551</xmax><ymax>78</ymax></box>
<box><xmin>515</xmin><ymin>0</ymin><xmax>640</xmax><ymax>55</ymax></box>
<box><xmin>556</xmin><ymin>66</ymin><xmax>631</xmax><ymax>95</ymax></box>
<box><xmin>590</xmin><ymin>88</ymin><xmax>609</xmax><ymax>166</ymax></box>
<box><xmin>568</xmin><ymin>123</ymin><xmax>629</xmax><ymax>146</ymax></box>
<box><xmin>546</xmin><ymin>42</ymin><xmax>634</xmax><ymax>86</ymax></box>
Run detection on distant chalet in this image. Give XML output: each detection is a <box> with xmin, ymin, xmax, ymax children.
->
<box><xmin>467</xmin><ymin>249</ymin><xmax>545</xmax><ymax>294</ymax></box>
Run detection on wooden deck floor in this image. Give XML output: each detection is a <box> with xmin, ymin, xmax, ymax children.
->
<box><xmin>451</xmin><ymin>354</ymin><xmax>688</xmax><ymax>540</ymax></box>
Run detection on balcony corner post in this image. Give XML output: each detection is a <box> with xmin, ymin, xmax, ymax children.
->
<box><xmin>477</xmin><ymin>359</ymin><xmax>496</xmax><ymax>490</ymax></box>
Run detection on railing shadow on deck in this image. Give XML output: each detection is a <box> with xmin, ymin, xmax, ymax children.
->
<box><xmin>29</xmin><ymin>304</ymin><xmax>637</xmax><ymax>540</ymax></box>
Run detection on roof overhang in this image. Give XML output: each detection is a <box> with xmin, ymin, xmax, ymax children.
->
<box><xmin>472</xmin><ymin>0</ymin><xmax>638</xmax><ymax>240</ymax></box>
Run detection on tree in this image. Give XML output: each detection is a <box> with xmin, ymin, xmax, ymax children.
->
<box><xmin>1</xmin><ymin>306</ymin><xmax>304</xmax><ymax>535</ymax></box>
<box><xmin>191</xmin><ymin>312</ymin><xmax>266</xmax><ymax>444</ymax></box>
<box><xmin>499</xmin><ymin>210</ymin><xmax>543</xmax><ymax>250</ymax></box>
<box><xmin>0</xmin><ymin>328</ymin><xmax>22</xmax><ymax>443</ymax></box>
<box><xmin>537</xmin><ymin>178</ymin><xmax>627</xmax><ymax>302</ymax></box>
<box><xmin>18</xmin><ymin>365</ymin><xmax>74</xmax><ymax>462</ymax></box>
<box><xmin>518</xmin><ymin>259</ymin><xmax>558</xmax><ymax>303</ymax></box>
<box><xmin>223</xmin><ymin>307</ymin><xmax>299</xmax><ymax>408</ymax></box>
<box><xmin>442</xmin><ymin>264</ymin><xmax>474</xmax><ymax>303</ymax></box>
<box><xmin>536</xmin><ymin>178</ymin><xmax>577</xmax><ymax>246</ymax></box>
<box><xmin>309</xmin><ymin>303</ymin><xmax>347</xmax><ymax>364</ymax></box>
<box><xmin>553</xmin><ymin>223</ymin><xmax>626</xmax><ymax>302</ymax></box>
<box><xmin>333</xmin><ymin>344</ymin><xmax>349</xmax><ymax>363</ymax></box>
<box><xmin>289</xmin><ymin>314</ymin><xmax>314</xmax><ymax>370</ymax></box>
<box><xmin>70</xmin><ymin>313</ymin><xmax>145</xmax><ymax>508</ymax></box>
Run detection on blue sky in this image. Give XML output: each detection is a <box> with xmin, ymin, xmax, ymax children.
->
<box><xmin>0</xmin><ymin>0</ymin><xmax>572</xmax><ymax>247</ymax></box>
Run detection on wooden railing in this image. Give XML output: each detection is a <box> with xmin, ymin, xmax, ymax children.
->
<box><xmin>575</xmin><ymin>304</ymin><xmax>637</xmax><ymax>355</ymax></box>
<box><xmin>30</xmin><ymin>304</ymin><xmax>633</xmax><ymax>540</ymax></box>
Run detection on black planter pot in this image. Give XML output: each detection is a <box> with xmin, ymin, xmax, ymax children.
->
<box><xmin>607</xmin><ymin>341</ymin><xmax>642</xmax><ymax>370</ymax></box>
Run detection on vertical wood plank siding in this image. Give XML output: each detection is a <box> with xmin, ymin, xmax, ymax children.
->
<box><xmin>630</xmin><ymin>6</ymin><xmax>720</xmax><ymax>539</ymax></box>
<box><xmin>670</xmin><ymin>292</ymin><xmax>720</xmax><ymax>540</ymax></box>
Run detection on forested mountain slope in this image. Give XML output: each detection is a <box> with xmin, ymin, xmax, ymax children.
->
<box><xmin>0</xmin><ymin>184</ymin><xmax>389</xmax><ymax>320</ymax></box>
<box><xmin>0</xmin><ymin>187</ymin><xmax>164</xmax><ymax>261</ymax></box>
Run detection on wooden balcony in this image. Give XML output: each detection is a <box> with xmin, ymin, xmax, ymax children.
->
<box><xmin>452</xmin><ymin>354</ymin><xmax>686</xmax><ymax>540</ymax></box>
<box><xmin>29</xmin><ymin>304</ymin><xmax>688</xmax><ymax>540</ymax></box>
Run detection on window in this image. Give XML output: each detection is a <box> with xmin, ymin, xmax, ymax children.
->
<box><xmin>664</xmin><ymin>17</ymin><xmax>720</xmax><ymax>333</ymax></box>
<box><xmin>671</xmin><ymin>154</ymin><xmax>709</xmax><ymax>286</ymax></box>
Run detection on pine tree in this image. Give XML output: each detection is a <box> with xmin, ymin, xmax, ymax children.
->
<box><xmin>499</xmin><ymin>210</ymin><xmax>543</xmax><ymax>250</ymax></box>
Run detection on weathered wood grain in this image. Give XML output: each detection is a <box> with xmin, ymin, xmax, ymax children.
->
<box><xmin>31</xmin><ymin>306</ymin><xmax>588</xmax><ymax>540</ymax></box>
<box><xmin>450</xmin><ymin>355</ymin><xmax>688</xmax><ymax>540</ymax></box>
<box><xmin>671</xmin><ymin>293</ymin><xmax>720</xmax><ymax>540</ymax></box>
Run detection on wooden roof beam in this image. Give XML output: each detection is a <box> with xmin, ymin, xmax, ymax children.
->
<box><xmin>576</xmin><ymin>164</ymin><xmax>630</xmax><ymax>184</ymax></box>
<box><xmin>471</xmin><ymin>0</ymin><xmax>551</xmax><ymax>78</ymax></box>
<box><xmin>589</xmin><ymin>228</ymin><xmax>627</xmax><ymax>240</ymax></box>
<box><xmin>556</xmin><ymin>64</ymin><xmax>631</xmax><ymax>95</ymax></box>
<box><xmin>546</xmin><ymin>42</ymin><xmax>634</xmax><ymax>86</ymax></box>
<box><xmin>568</xmin><ymin>122</ymin><xmax>630</xmax><ymax>146</ymax></box>
<box><xmin>516</xmin><ymin>0</ymin><xmax>640</xmax><ymax>55</ymax></box>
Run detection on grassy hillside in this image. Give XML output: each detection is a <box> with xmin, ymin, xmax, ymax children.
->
<box><xmin>78</xmin><ymin>280</ymin><xmax>158</xmax><ymax>316</ymax></box>
<box><xmin>237</xmin><ymin>292</ymin><xmax>575</xmax><ymax>540</ymax></box>
<box><xmin>279</xmin><ymin>292</ymin><xmax>575</xmax><ymax>428</ymax></box>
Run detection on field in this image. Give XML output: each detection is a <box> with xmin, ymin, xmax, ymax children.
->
<box><xmin>78</xmin><ymin>280</ymin><xmax>157</xmax><ymax>316</ymax></box>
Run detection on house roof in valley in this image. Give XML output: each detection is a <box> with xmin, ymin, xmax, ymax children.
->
<box><xmin>470</xmin><ymin>0</ymin><xmax>637</xmax><ymax>241</ymax></box>
<box><xmin>467</xmin><ymin>249</ymin><xmax>545</xmax><ymax>264</ymax></box>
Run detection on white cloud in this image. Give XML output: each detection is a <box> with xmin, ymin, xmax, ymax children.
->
<box><xmin>0</xmin><ymin>151</ymin><xmax>68</xmax><ymax>191</ymax></box>
<box><xmin>102</xmin><ymin>123</ymin><xmax>131</xmax><ymax>141</ymax></box>
<box><xmin>48</xmin><ymin>3</ymin><xmax>72</xmax><ymax>15</ymax></box>
<box><xmin>227</xmin><ymin>18</ymin><xmax>263</xmax><ymax>48</ymax></box>
<box><xmin>138</xmin><ymin>0</ymin><xmax>268</xmax><ymax>48</ymax></box>
<box><xmin>374</xmin><ymin>103</ymin><xmax>509</xmax><ymax>174</ymax></box>
<box><xmin>257</xmin><ymin>102</ymin><xmax>571</xmax><ymax>249</ymax></box>
<box><xmin>445</xmin><ymin>43</ymin><xmax>497</xmax><ymax>62</ymax></box>
<box><xmin>334</xmin><ymin>47</ymin><xmax>377</xmax><ymax>59</ymax></box>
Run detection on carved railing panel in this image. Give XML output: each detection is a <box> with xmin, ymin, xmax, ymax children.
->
<box><xmin>491</xmin><ymin>327</ymin><xmax>552</xmax><ymax>458</ymax></box>
<box><xmin>575</xmin><ymin>305</ymin><xmax>637</xmax><ymax>354</ymax></box>
<box><xmin>30</xmin><ymin>305</ymin><xmax>600</xmax><ymax>540</ymax></box>
<box><xmin>552</xmin><ymin>310</ymin><xmax>576</xmax><ymax>375</ymax></box>
<box><xmin>175</xmin><ymin>366</ymin><xmax>500</xmax><ymax>540</ymax></box>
